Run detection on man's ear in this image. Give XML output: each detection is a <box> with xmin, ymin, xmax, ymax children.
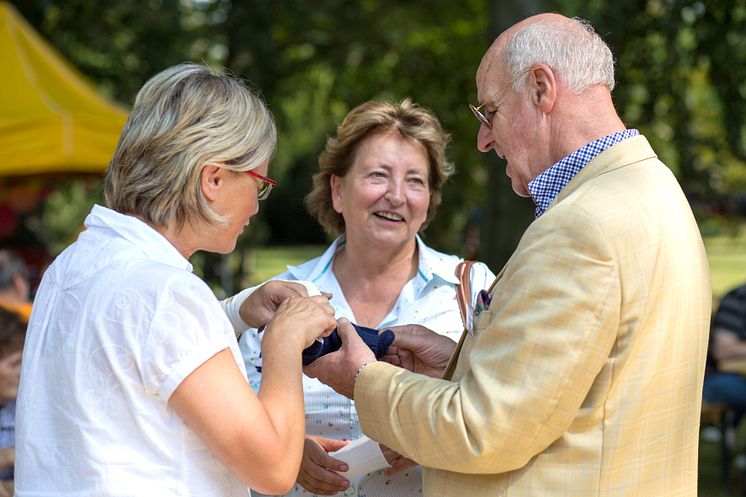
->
<box><xmin>529</xmin><ymin>64</ymin><xmax>557</xmax><ymax>113</ymax></box>
<box><xmin>201</xmin><ymin>164</ymin><xmax>224</xmax><ymax>202</ymax></box>
<box><xmin>330</xmin><ymin>175</ymin><xmax>343</xmax><ymax>213</ymax></box>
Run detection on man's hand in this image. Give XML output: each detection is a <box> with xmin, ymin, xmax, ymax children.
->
<box><xmin>239</xmin><ymin>281</ymin><xmax>322</xmax><ymax>328</ymax></box>
<box><xmin>381</xmin><ymin>324</ymin><xmax>457</xmax><ymax>378</ymax></box>
<box><xmin>304</xmin><ymin>318</ymin><xmax>376</xmax><ymax>399</ymax></box>
<box><xmin>296</xmin><ymin>436</ymin><xmax>350</xmax><ymax>495</ymax></box>
<box><xmin>380</xmin><ymin>444</ymin><xmax>417</xmax><ymax>476</ymax></box>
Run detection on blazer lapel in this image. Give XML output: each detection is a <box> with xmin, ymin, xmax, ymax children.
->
<box><xmin>443</xmin><ymin>136</ymin><xmax>657</xmax><ymax>381</ymax></box>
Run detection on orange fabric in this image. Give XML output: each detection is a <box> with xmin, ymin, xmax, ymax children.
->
<box><xmin>0</xmin><ymin>300</ymin><xmax>31</xmax><ymax>322</ymax></box>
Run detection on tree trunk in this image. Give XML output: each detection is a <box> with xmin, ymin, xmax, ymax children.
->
<box><xmin>480</xmin><ymin>0</ymin><xmax>549</xmax><ymax>273</ymax></box>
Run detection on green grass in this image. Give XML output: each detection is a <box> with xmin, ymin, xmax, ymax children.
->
<box><xmin>250</xmin><ymin>244</ymin><xmax>326</xmax><ymax>284</ymax></box>
<box><xmin>253</xmin><ymin>234</ymin><xmax>746</xmax><ymax>299</ymax></box>
<box><xmin>699</xmin><ymin>419</ymin><xmax>746</xmax><ymax>497</ymax></box>
<box><xmin>705</xmin><ymin>234</ymin><xmax>746</xmax><ymax>302</ymax></box>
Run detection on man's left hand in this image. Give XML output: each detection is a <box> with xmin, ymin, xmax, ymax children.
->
<box><xmin>380</xmin><ymin>444</ymin><xmax>417</xmax><ymax>476</ymax></box>
<box><xmin>304</xmin><ymin>318</ymin><xmax>376</xmax><ymax>399</ymax></box>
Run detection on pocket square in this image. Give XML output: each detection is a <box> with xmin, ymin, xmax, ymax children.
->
<box><xmin>475</xmin><ymin>289</ymin><xmax>492</xmax><ymax>314</ymax></box>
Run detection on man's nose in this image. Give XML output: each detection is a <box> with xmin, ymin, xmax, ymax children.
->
<box><xmin>476</xmin><ymin>124</ymin><xmax>494</xmax><ymax>153</ymax></box>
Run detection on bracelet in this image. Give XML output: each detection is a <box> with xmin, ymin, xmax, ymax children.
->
<box><xmin>354</xmin><ymin>361</ymin><xmax>376</xmax><ymax>385</ymax></box>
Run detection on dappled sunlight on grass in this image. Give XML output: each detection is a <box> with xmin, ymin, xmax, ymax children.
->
<box><xmin>251</xmin><ymin>245</ymin><xmax>326</xmax><ymax>285</ymax></box>
<box><xmin>705</xmin><ymin>234</ymin><xmax>746</xmax><ymax>302</ymax></box>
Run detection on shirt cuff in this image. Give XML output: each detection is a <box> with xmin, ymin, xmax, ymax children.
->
<box><xmin>220</xmin><ymin>286</ymin><xmax>261</xmax><ymax>337</ymax></box>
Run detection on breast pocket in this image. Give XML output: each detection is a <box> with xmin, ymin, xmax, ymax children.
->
<box><xmin>471</xmin><ymin>308</ymin><xmax>495</xmax><ymax>337</ymax></box>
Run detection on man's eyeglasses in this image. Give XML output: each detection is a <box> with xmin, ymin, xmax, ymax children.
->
<box><xmin>469</xmin><ymin>67</ymin><xmax>533</xmax><ymax>129</ymax></box>
<box><xmin>469</xmin><ymin>101</ymin><xmax>497</xmax><ymax>129</ymax></box>
<box><xmin>244</xmin><ymin>170</ymin><xmax>277</xmax><ymax>201</ymax></box>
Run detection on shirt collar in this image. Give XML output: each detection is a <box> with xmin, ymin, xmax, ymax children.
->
<box><xmin>414</xmin><ymin>235</ymin><xmax>460</xmax><ymax>285</ymax></box>
<box><xmin>285</xmin><ymin>236</ymin><xmax>344</xmax><ymax>284</ymax></box>
<box><xmin>286</xmin><ymin>234</ymin><xmax>459</xmax><ymax>286</ymax></box>
<box><xmin>84</xmin><ymin>204</ymin><xmax>193</xmax><ymax>272</ymax></box>
<box><xmin>528</xmin><ymin>129</ymin><xmax>640</xmax><ymax>218</ymax></box>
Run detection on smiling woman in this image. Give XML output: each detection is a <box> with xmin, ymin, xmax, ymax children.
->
<box><xmin>329</xmin><ymin>130</ymin><xmax>431</xmax><ymax>258</ymax></box>
<box><xmin>236</xmin><ymin>99</ymin><xmax>495</xmax><ymax>497</ymax></box>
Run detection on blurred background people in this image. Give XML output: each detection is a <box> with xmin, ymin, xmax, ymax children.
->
<box><xmin>704</xmin><ymin>283</ymin><xmax>746</xmax><ymax>422</ymax></box>
<box><xmin>0</xmin><ymin>249</ymin><xmax>32</xmax><ymax>322</ymax></box>
<box><xmin>239</xmin><ymin>99</ymin><xmax>495</xmax><ymax>497</ymax></box>
<box><xmin>15</xmin><ymin>62</ymin><xmax>336</xmax><ymax>497</ymax></box>
<box><xmin>0</xmin><ymin>306</ymin><xmax>26</xmax><ymax>497</ymax></box>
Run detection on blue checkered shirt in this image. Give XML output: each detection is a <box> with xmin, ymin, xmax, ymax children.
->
<box><xmin>528</xmin><ymin>129</ymin><xmax>640</xmax><ymax>218</ymax></box>
<box><xmin>0</xmin><ymin>400</ymin><xmax>15</xmax><ymax>480</ymax></box>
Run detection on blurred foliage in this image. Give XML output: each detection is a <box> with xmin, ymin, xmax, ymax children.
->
<box><xmin>562</xmin><ymin>0</ymin><xmax>746</xmax><ymax>201</ymax></box>
<box><xmin>7</xmin><ymin>0</ymin><xmax>746</xmax><ymax>290</ymax></box>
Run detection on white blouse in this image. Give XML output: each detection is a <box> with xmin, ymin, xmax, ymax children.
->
<box><xmin>16</xmin><ymin>205</ymin><xmax>249</xmax><ymax>497</ymax></box>
<box><xmin>238</xmin><ymin>235</ymin><xmax>494</xmax><ymax>497</ymax></box>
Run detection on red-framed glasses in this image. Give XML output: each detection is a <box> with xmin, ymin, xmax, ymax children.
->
<box><xmin>244</xmin><ymin>170</ymin><xmax>277</xmax><ymax>201</ymax></box>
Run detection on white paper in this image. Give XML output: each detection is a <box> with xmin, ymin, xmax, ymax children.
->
<box><xmin>329</xmin><ymin>435</ymin><xmax>390</xmax><ymax>479</ymax></box>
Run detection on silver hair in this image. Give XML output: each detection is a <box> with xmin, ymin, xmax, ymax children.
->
<box><xmin>105</xmin><ymin>62</ymin><xmax>276</xmax><ymax>229</ymax></box>
<box><xmin>506</xmin><ymin>17</ymin><xmax>615</xmax><ymax>94</ymax></box>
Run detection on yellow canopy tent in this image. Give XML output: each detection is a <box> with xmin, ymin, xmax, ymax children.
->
<box><xmin>0</xmin><ymin>1</ymin><xmax>127</xmax><ymax>177</ymax></box>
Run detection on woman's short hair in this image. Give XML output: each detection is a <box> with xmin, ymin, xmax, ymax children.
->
<box><xmin>306</xmin><ymin>99</ymin><xmax>454</xmax><ymax>237</ymax></box>
<box><xmin>506</xmin><ymin>16</ymin><xmax>615</xmax><ymax>93</ymax></box>
<box><xmin>104</xmin><ymin>62</ymin><xmax>276</xmax><ymax>229</ymax></box>
<box><xmin>0</xmin><ymin>307</ymin><xmax>26</xmax><ymax>358</ymax></box>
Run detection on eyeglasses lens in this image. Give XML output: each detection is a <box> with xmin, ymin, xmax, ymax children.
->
<box><xmin>256</xmin><ymin>182</ymin><xmax>270</xmax><ymax>200</ymax></box>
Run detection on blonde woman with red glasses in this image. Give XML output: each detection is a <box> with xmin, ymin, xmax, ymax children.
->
<box><xmin>15</xmin><ymin>63</ymin><xmax>336</xmax><ymax>497</ymax></box>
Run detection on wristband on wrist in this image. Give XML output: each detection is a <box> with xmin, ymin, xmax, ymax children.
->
<box><xmin>354</xmin><ymin>361</ymin><xmax>376</xmax><ymax>385</ymax></box>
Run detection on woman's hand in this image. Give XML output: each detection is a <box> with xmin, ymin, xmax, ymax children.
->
<box><xmin>296</xmin><ymin>436</ymin><xmax>350</xmax><ymax>495</ymax></box>
<box><xmin>239</xmin><ymin>281</ymin><xmax>319</xmax><ymax>329</ymax></box>
<box><xmin>263</xmin><ymin>295</ymin><xmax>337</xmax><ymax>349</ymax></box>
<box><xmin>381</xmin><ymin>324</ymin><xmax>457</xmax><ymax>378</ymax></box>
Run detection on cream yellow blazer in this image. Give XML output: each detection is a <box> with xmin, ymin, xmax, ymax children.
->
<box><xmin>355</xmin><ymin>135</ymin><xmax>711</xmax><ymax>497</ymax></box>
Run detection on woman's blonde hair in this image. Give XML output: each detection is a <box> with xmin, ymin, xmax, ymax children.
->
<box><xmin>104</xmin><ymin>62</ymin><xmax>276</xmax><ymax>229</ymax></box>
<box><xmin>306</xmin><ymin>99</ymin><xmax>454</xmax><ymax>237</ymax></box>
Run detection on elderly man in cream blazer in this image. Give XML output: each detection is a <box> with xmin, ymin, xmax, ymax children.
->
<box><xmin>306</xmin><ymin>13</ymin><xmax>711</xmax><ymax>497</ymax></box>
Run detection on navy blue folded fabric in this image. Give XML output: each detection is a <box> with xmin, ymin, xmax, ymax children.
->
<box><xmin>302</xmin><ymin>323</ymin><xmax>395</xmax><ymax>365</ymax></box>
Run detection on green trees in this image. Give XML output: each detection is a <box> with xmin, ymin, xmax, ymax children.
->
<box><xmin>567</xmin><ymin>0</ymin><xmax>746</xmax><ymax>204</ymax></box>
<box><xmin>10</xmin><ymin>0</ymin><xmax>745</xmax><ymax>288</ymax></box>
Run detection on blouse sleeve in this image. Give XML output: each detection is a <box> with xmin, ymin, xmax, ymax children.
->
<box><xmin>220</xmin><ymin>286</ymin><xmax>261</xmax><ymax>337</ymax></box>
<box><xmin>141</xmin><ymin>272</ymin><xmax>239</xmax><ymax>401</ymax></box>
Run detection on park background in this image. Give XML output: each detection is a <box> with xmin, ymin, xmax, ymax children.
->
<box><xmin>1</xmin><ymin>0</ymin><xmax>745</xmax><ymax>495</ymax></box>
